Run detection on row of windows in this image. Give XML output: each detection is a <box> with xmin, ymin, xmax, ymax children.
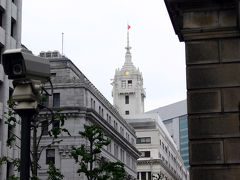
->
<box><xmin>0</xmin><ymin>5</ymin><xmax>17</xmax><ymax>38</ymax></box>
<box><xmin>45</xmin><ymin>147</ymin><xmax>137</xmax><ymax>172</ymax></box>
<box><xmin>106</xmin><ymin>141</ymin><xmax>135</xmax><ymax>170</ymax></box>
<box><xmin>160</xmin><ymin>139</ymin><xmax>185</xmax><ymax>175</ymax></box>
<box><xmin>137</xmin><ymin>172</ymin><xmax>151</xmax><ymax>180</ymax></box>
<box><xmin>136</xmin><ymin>137</ymin><xmax>151</xmax><ymax>144</ymax></box>
<box><xmin>90</xmin><ymin>98</ymin><xmax>135</xmax><ymax>145</ymax></box>
<box><xmin>42</xmin><ymin>93</ymin><xmax>60</xmax><ymax>108</ymax></box>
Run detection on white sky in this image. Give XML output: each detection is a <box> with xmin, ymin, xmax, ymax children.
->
<box><xmin>22</xmin><ymin>0</ymin><xmax>186</xmax><ymax>112</ymax></box>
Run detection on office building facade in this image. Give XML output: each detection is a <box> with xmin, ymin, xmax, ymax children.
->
<box><xmin>37</xmin><ymin>51</ymin><xmax>140</xmax><ymax>179</ymax></box>
<box><xmin>0</xmin><ymin>0</ymin><xmax>22</xmax><ymax>179</ymax></box>
<box><xmin>148</xmin><ymin>100</ymin><xmax>190</xmax><ymax>169</ymax></box>
<box><xmin>127</xmin><ymin>114</ymin><xmax>189</xmax><ymax>180</ymax></box>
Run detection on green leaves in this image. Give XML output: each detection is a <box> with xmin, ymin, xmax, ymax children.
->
<box><xmin>71</xmin><ymin>125</ymin><xmax>126</xmax><ymax>180</ymax></box>
<box><xmin>48</xmin><ymin>110</ymin><xmax>70</xmax><ymax>138</ymax></box>
<box><xmin>47</xmin><ymin>162</ymin><xmax>64</xmax><ymax>180</ymax></box>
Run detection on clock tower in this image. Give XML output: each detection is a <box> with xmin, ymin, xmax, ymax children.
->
<box><xmin>112</xmin><ymin>27</ymin><xmax>146</xmax><ymax>117</ymax></box>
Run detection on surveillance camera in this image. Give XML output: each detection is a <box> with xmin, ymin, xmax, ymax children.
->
<box><xmin>2</xmin><ymin>48</ymin><xmax>50</xmax><ymax>82</ymax></box>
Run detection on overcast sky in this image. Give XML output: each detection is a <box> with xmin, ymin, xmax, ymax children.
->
<box><xmin>22</xmin><ymin>0</ymin><xmax>186</xmax><ymax>111</ymax></box>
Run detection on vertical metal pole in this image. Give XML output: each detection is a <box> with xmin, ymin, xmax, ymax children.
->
<box><xmin>62</xmin><ymin>33</ymin><xmax>64</xmax><ymax>56</ymax></box>
<box><xmin>17</xmin><ymin>110</ymin><xmax>35</xmax><ymax>180</ymax></box>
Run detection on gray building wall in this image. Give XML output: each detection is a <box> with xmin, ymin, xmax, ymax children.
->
<box><xmin>37</xmin><ymin>54</ymin><xmax>139</xmax><ymax>179</ymax></box>
<box><xmin>0</xmin><ymin>0</ymin><xmax>22</xmax><ymax>179</ymax></box>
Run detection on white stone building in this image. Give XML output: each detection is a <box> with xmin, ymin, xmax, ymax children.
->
<box><xmin>147</xmin><ymin>100</ymin><xmax>190</xmax><ymax>169</ymax></box>
<box><xmin>0</xmin><ymin>0</ymin><xmax>22</xmax><ymax>179</ymax></box>
<box><xmin>112</xmin><ymin>30</ymin><xmax>189</xmax><ymax>180</ymax></box>
<box><xmin>127</xmin><ymin>114</ymin><xmax>188</xmax><ymax>180</ymax></box>
<box><xmin>37</xmin><ymin>51</ymin><xmax>140</xmax><ymax>180</ymax></box>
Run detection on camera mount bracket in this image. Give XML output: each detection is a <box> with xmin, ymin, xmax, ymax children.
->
<box><xmin>12</xmin><ymin>80</ymin><xmax>42</xmax><ymax>110</ymax></box>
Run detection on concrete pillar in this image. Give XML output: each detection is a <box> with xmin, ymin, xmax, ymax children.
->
<box><xmin>164</xmin><ymin>0</ymin><xmax>240</xmax><ymax>179</ymax></box>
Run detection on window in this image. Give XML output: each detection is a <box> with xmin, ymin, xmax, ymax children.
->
<box><xmin>46</xmin><ymin>52</ymin><xmax>51</xmax><ymax>58</ymax></box>
<box><xmin>136</xmin><ymin>137</ymin><xmax>151</xmax><ymax>144</ymax></box>
<box><xmin>126</xmin><ymin>132</ymin><xmax>129</xmax><ymax>141</ymax></box>
<box><xmin>8</xmin><ymin>125</ymin><xmax>14</xmax><ymax>146</ymax></box>
<box><xmin>132</xmin><ymin>158</ymin><xmax>136</xmax><ymax>170</ymax></box>
<box><xmin>126</xmin><ymin>153</ymin><xmax>131</xmax><ymax>166</ymax></box>
<box><xmin>128</xmin><ymin>80</ymin><xmax>132</xmax><ymax>88</ymax></box>
<box><xmin>125</xmin><ymin>110</ymin><xmax>129</xmax><ymax>115</ymax></box>
<box><xmin>53</xmin><ymin>93</ymin><xmax>60</xmax><ymax>108</ymax></box>
<box><xmin>121</xmin><ymin>80</ymin><xmax>126</xmax><ymax>88</ymax></box>
<box><xmin>140</xmin><ymin>151</ymin><xmax>151</xmax><ymax>158</ymax></box>
<box><xmin>53</xmin><ymin>120</ymin><xmax>60</xmax><ymax>129</ymax></box>
<box><xmin>91</xmin><ymin>98</ymin><xmax>93</xmax><ymax>108</ymax></box>
<box><xmin>120</xmin><ymin>149</ymin><xmax>125</xmax><ymax>162</ymax></box>
<box><xmin>125</xmin><ymin>95</ymin><xmax>129</xmax><ymax>104</ymax></box>
<box><xmin>131</xmin><ymin>138</ymin><xmax>135</xmax><ymax>145</ymax></box>
<box><xmin>51</xmin><ymin>73</ymin><xmax>56</xmax><ymax>77</ymax></box>
<box><xmin>120</xmin><ymin>127</ymin><xmax>124</xmax><ymax>135</ymax></box>
<box><xmin>0</xmin><ymin>9</ymin><xmax>3</xmax><ymax>27</ymax></box>
<box><xmin>42</xmin><ymin>94</ymin><xmax>49</xmax><ymax>107</ymax></box>
<box><xmin>6</xmin><ymin>162</ymin><xmax>12</xmax><ymax>180</ymax></box>
<box><xmin>114</xmin><ymin>121</ymin><xmax>118</xmax><ymax>131</ymax></box>
<box><xmin>114</xmin><ymin>144</ymin><xmax>118</xmax><ymax>158</ymax></box>
<box><xmin>0</xmin><ymin>46</ymin><xmax>3</xmax><ymax>64</ymax></box>
<box><xmin>141</xmin><ymin>172</ymin><xmax>146</xmax><ymax>180</ymax></box>
<box><xmin>148</xmin><ymin>172</ymin><xmax>152</xmax><ymax>180</ymax></box>
<box><xmin>41</xmin><ymin>120</ymin><xmax>48</xmax><ymax>135</ymax></box>
<box><xmin>107</xmin><ymin>140</ymin><xmax>111</xmax><ymax>153</ymax></box>
<box><xmin>46</xmin><ymin>149</ymin><xmax>55</xmax><ymax>164</ymax></box>
<box><xmin>11</xmin><ymin>18</ymin><xmax>16</xmax><ymax>37</ymax></box>
<box><xmin>39</xmin><ymin>52</ymin><xmax>45</xmax><ymax>57</ymax></box>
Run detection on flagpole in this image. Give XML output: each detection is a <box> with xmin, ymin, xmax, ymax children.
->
<box><xmin>62</xmin><ymin>32</ymin><xmax>64</xmax><ymax>57</ymax></box>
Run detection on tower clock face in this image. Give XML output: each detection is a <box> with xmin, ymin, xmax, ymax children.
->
<box><xmin>125</xmin><ymin>71</ymin><xmax>129</xmax><ymax>76</ymax></box>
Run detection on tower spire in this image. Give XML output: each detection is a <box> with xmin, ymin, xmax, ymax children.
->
<box><xmin>125</xmin><ymin>24</ymin><xmax>131</xmax><ymax>54</ymax></box>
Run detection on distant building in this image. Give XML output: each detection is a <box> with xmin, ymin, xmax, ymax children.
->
<box><xmin>112</xmin><ymin>30</ymin><xmax>189</xmax><ymax>180</ymax></box>
<box><xmin>0</xmin><ymin>0</ymin><xmax>22</xmax><ymax>179</ymax></box>
<box><xmin>127</xmin><ymin>114</ymin><xmax>188</xmax><ymax>180</ymax></box>
<box><xmin>37</xmin><ymin>52</ymin><xmax>139</xmax><ymax>179</ymax></box>
<box><xmin>147</xmin><ymin>100</ymin><xmax>190</xmax><ymax>169</ymax></box>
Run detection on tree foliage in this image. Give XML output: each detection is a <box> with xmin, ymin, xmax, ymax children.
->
<box><xmin>71</xmin><ymin>124</ymin><xmax>126</xmax><ymax>180</ymax></box>
<box><xmin>0</xmin><ymin>99</ymin><xmax>70</xmax><ymax>179</ymax></box>
<box><xmin>47</xmin><ymin>162</ymin><xmax>64</xmax><ymax>180</ymax></box>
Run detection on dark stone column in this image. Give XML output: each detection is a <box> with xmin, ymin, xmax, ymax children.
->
<box><xmin>165</xmin><ymin>0</ymin><xmax>240</xmax><ymax>179</ymax></box>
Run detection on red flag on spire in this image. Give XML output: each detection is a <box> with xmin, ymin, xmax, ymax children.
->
<box><xmin>128</xmin><ymin>25</ymin><xmax>131</xmax><ymax>30</ymax></box>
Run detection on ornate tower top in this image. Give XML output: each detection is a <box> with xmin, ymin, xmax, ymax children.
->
<box><xmin>122</xmin><ymin>25</ymin><xmax>136</xmax><ymax>72</ymax></box>
<box><xmin>112</xmin><ymin>25</ymin><xmax>146</xmax><ymax>116</ymax></box>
